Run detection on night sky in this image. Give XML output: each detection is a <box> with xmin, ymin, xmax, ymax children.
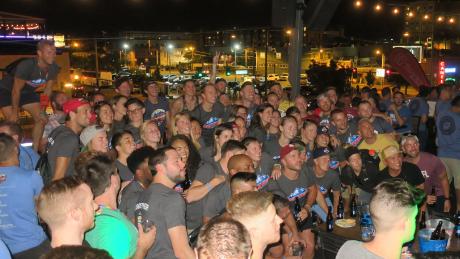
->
<box><xmin>2</xmin><ymin>0</ymin><xmax>407</xmax><ymax>40</ymax></box>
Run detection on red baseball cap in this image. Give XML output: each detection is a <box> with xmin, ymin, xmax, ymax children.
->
<box><xmin>63</xmin><ymin>99</ymin><xmax>89</xmax><ymax>114</ymax></box>
<box><xmin>280</xmin><ymin>144</ymin><xmax>296</xmax><ymax>160</ymax></box>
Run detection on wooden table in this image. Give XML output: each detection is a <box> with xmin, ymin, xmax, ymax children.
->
<box><xmin>313</xmin><ymin>221</ymin><xmax>460</xmax><ymax>258</ymax></box>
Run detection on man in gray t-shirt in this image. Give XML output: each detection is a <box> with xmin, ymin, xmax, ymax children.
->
<box><xmin>135</xmin><ymin>147</ymin><xmax>194</xmax><ymax>259</ymax></box>
<box><xmin>336</xmin><ymin>240</ymin><xmax>383</xmax><ymax>259</ymax></box>
<box><xmin>47</xmin><ymin>99</ymin><xmax>91</xmax><ymax>180</ymax></box>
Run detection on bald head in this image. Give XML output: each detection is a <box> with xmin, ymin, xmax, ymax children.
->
<box><xmin>228</xmin><ymin>154</ymin><xmax>255</xmax><ymax>176</ymax></box>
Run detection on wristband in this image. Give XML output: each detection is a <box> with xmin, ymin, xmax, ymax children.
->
<box><xmin>444</xmin><ymin>197</ymin><xmax>450</xmax><ymax>200</ymax></box>
<box><xmin>205</xmin><ymin>182</ymin><xmax>212</xmax><ymax>192</ymax></box>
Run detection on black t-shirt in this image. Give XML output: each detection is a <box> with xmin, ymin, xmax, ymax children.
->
<box><xmin>189</xmin><ymin>102</ymin><xmax>225</xmax><ymax>146</ymax></box>
<box><xmin>340</xmin><ymin>162</ymin><xmax>380</xmax><ymax>193</ymax></box>
<box><xmin>0</xmin><ymin>58</ymin><xmax>60</xmax><ymax>92</ymax></box>
<box><xmin>378</xmin><ymin>162</ymin><xmax>425</xmax><ymax>187</ymax></box>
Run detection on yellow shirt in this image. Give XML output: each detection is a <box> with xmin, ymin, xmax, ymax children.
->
<box><xmin>358</xmin><ymin>134</ymin><xmax>399</xmax><ymax>170</ymax></box>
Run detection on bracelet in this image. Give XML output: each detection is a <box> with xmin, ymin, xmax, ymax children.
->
<box><xmin>205</xmin><ymin>182</ymin><xmax>212</xmax><ymax>192</ymax></box>
<box><xmin>444</xmin><ymin>197</ymin><xmax>450</xmax><ymax>200</ymax></box>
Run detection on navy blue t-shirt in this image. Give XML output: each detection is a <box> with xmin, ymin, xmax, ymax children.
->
<box><xmin>144</xmin><ymin>96</ymin><xmax>169</xmax><ymax>136</ymax></box>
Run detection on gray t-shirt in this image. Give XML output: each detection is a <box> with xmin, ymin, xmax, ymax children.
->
<box><xmin>202</xmin><ymin>182</ymin><xmax>231</xmax><ymax>219</ymax></box>
<box><xmin>186</xmin><ymin>161</ymin><xmax>226</xmax><ymax>230</ymax></box>
<box><xmin>262</xmin><ymin>138</ymin><xmax>281</xmax><ymax>163</ymax></box>
<box><xmin>336</xmin><ymin>240</ymin><xmax>383</xmax><ymax>259</ymax></box>
<box><xmin>115</xmin><ymin>160</ymin><xmax>133</xmax><ymax>182</ymax></box>
<box><xmin>136</xmin><ymin>183</ymin><xmax>186</xmax><ymax>259</ymax></box>
<box><xmin>124</xmin><ymin>124</ymin><xmax>142</xmax><ymax>145</ymax></box>
<box><xmin>307</xmin><ymin>167</ymin><xmax>341</xmax><ymax>196</ymax></box>
<box><xmin>199</xmin><ymin>145</ymin><xmax>215</xmax><ymax>164</ymax></box>
<box><xmin>47</xmin><ymin>125</ymin><xmax>79</xmax><ymax>178</ymax></box>
<box><xmin>0</xmin><ymin>58</ymin><xmax>59</xmax><ymax>92</ymax></box>
<box><xmin>144</xmin><ymin>97</ymin><xmax>169</xmax><ymax>135</ymax></box>
<box><xmin>119</xmin><ymin>180</ymin><xmax>144</xmax><ymax>220</ymax></box>
<box><xmin>371</xmin><ymin>117</ymin><xmax>393</xmax><ymax>134</ymax></box>
<box><xmin>262</xmin><ymin>169</ymin><xmax>315</xmax><ymax>213</ymax></box>
<box><xmin>189</xmin><ymin>102</ymin><xmax>225</xmax><ymax>146</ymax></box>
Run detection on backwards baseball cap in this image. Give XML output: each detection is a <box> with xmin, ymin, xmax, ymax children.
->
<box><xmin>317</xmin><ymin>125</ymin><xmax>329</xmax><ymax>135</ymax></box>
<box><xmin>382</xmin><ymin>145</ymin><xmax>402</xmax><ymax>160</ymax></box>
<box><xmin>80</xmin><ymin>125</ymin><xmax>106</xmax><ymax>147</ymax></box>
<box><xmin>345</xmin><ymin>146</ymin><xmax>360</xmax><ymax>160</ymax></box>
<box><xmin>280</xmin><ymin>144</ymin><xmax>296</xmax><ymax>160</ymax></box>
<box><xmin>312</xmin><ymin>147</ymin><xmax>331</xmax><ymax>159</ymax></box>
<box><xmin>63</xmin><ymin>98</ymin><xmax>89</xmax><ymax>114</ymax></box>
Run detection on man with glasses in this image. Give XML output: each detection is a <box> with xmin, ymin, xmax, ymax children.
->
<box><xmin>124</xmin><ymin>98</ymin><xmax>145</xmax><ymax>145</ymax></box>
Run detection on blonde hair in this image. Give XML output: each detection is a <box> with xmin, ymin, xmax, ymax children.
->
<box><xmin>227</xmin><ymin>191</ymin><xmax>273</xmax><ymax>221</ymax></box>
<box><xmin>140</xmin><ymin>120</ymin><xmax>160</xmax><ymax>145</ymax></box>
<box><xmin>172</xmin><ymin>112</ymin><xmax>191</xmax><ymax>136</ymax></box>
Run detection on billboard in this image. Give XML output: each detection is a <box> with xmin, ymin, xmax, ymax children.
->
<box><xmin>392</xmin><ymin>45</ymin><xmax>423</xmax><ymax>63</ymax></box>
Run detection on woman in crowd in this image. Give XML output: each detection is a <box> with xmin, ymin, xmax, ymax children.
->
<box><xmin>140</xmin><ymin>120</ymin><xmax>162</xmax><ymax>150</ymax></box>
<box><xmin>232</xmin><ymin>116</ymin><xmax>247</xmax><ymax>141</ymax></box>
<box><xmin>172</xmin><ymin>112</ymin><xmax>202</xmax><ymax>150</ymax></box>
<box><xmin>111</xmin><ymin>131</ymin><xmax>136</xmax><ymax>188</ymax></box>
<box><xmin>267</xmin><ymin>110</ymin><xmax>281</xmax><ymax>141</ymax></box>
<box><xmin>94</xmin><ymin>101</ymin><xmax>114</xmax><ymax>141</ymax></box>
<box><xmin>190</xmin><ymin>118</ymin><xmax>204</xmax><ymax>149</ymax></box>
<box><xmin>263</xmin><ymin>115</ymin><xmax>298</xmax><ymax>163</ymax></box>
<box><xmin>170</xmin><ymin>134</ymin><xmax>201</xmax><ymax>192</ymax></box>
<box><xmin>80</xmin><ymin>125</ymin><xmax>109</xmax><ymax>153</ymax></box>
<box><xmin>199</xmin><ymin>123</ymin><xmax>233</xmax><ymax>164</ymax></box>
<box><xmin>110</xmin><ymin>95</ymin><xmax>128</xmax><ymax>134</ymax></box>
<box><xmin>300</xmin><ymin>120</ymin><xmax>318</xmax><ymax>162</ymax></box>
<box><xmin>248</xmin><ymin>103</ymin><xmax>274</xmax><ymax>142</ymax></box>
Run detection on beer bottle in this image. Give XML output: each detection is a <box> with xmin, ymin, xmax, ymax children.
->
<box><xmin>419</xmin><ymin>211</ymin><xmax>426</xmax><ymax>229</ymax></box>
<box><xmin>326</xmin><ymin>206</ymin><xmax>334</xmax><ymax>232</ymax></box>
<box><xmin>440</xmin><ymin>229</ymin><xmax>446</xmax><ymax>240</ymax></box>
<box><xmin>350</xmin><ymin>194</ymin><xmax>357</xmax><ymax>218</ymax></box>
<box><xmin>294</xmin><ymin>197</ymin><xmax>302</xmax><ymax>223</ymax></box>
<box><xmin>454</xmin><ymin>210</ymin><xmax>460</xmax><ymax>238</ymax></box>
<box><xmin>337</xmin><ymin>195</ymin><xmax>344</xmax><ymax>219</ymax></box>
<box><xmin>430</xmin><ymin>221</ymin><xmax>443</xmax><ymax>240</ymax></box>
<box><xmin>311</xmin><ymin>210</ymin><xmax>318</xmax><ymax>227</ymax></box>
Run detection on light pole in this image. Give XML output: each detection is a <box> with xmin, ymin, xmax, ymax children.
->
<box><xmin>375</xmin><ymin>49</ymin><xmax>385</xmax><ymax>89</ymax></box>
<box><xmin>232</xmin><ymin>43</ymin><xmax>241</xmax><ymax>82</ymax></box>
<box><xmin>122</xmin><ymin>43</ymin><xmax>129</xmax><ymax>68</ymax></box>
<box><xmin>167</xmin><ymin>43</ymin><xmax>174</xmax><ymax>73</ymax></box>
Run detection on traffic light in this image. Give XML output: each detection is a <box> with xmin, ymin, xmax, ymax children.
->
<box><xmin>194</xmin><ymin>68</ymin><xmax>204</xmax><ymax>79</ymax></box>
<box><xmin>225</xmin><ymin>66</ymin><xmax>232</xmax><ymax>76</ymax></box>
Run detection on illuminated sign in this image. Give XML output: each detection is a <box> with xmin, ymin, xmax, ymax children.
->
<box><xmin>439</xmin><ymin>61</ymin><xmax>446</xmax><ymax>84</ymax></box>
<box><xmin>235</xmin><ymin>70</ymin><xmax>248</xmax><ymax>75</ymax></box>
<box><xmin>393</xmin><ymin>45</ymin><xmax>423</xmax><ymax>63</ymax></box>
<box><xmin>376</xmin><ymin>68</ymin><xmax>385</xmax><ymax>78</ymax></box>
<box><xmin>445</xmin><ymin>67</ymin><xmax>456</xmax><ymax>74</ymax></box>
<box><xmin>53</xmin><ymin>35</ymin><xmax>65</xmax><ymax>48</ymax></box>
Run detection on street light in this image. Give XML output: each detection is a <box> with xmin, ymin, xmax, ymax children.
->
<box><xmin>449</xmin><ymin>17</ymin><xmax>455</xmax><ymax>24</ymax></box>
<box><xmin>72</xmin><ymin>42</ymin><xmax>80</xmax><ymax>48</ymax></box>
<box><xmin>403</xmin><ymin>32</ymin><xmax>410</xmax><ymax>37</ymax></box>
<box><xmin>286</xmin><ymin>29</ymin><xmax>292</xmax><ymax>35</ymax></box>
<box><xmin>354</xmin><ymin>0</ymin><xmax>362</xmax><ymax>8</ymax></box>
<box><xmin>437</xmin><ymin>16</ymin><xmax>444</xmax><ymax>22</ymax></box>
<box><xmin>375</xmin><ymin>49</ymin><xmax>381</xmax><ymax>55</ymax></box>
<box><xmin>231</xmin><ymin>34</ymin><xmax>236</xmax><ymax>39</ymax></box>
<box><xmin>408</xmin><ymin>11</ymin><xmax>414</xmax><ymax>18</ymax></box>
<box><xmin>374</xmin><ymin>4</ymin><xmax>382</xmax><ymax>12</ymax></box>
<box><xmin>392</xmin><ymin>8</ymin><xmax>399</xmax><ymax>15</ymax></box>
<box><xmin>167</xmin><ymin>43</ymin><xmax>174</xmax><ymax>50</ymax></box>
<box><xmin>122</xmin><ymin>43</ymin><xmax>129</xmax><ymax>50</ymax></box>
<box><xmin>233</xmin><ymin>43</ymin><xmax>241</xmax><ymax>67</ymax></box>
<box><xmin>423</xmin><ymin>14</ymin><xmax>430</xmax><ymax>20</ymax></box>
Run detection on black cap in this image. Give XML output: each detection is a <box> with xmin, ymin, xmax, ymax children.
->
<box><xmin>312</xmin><ymin>147</ymin><xmax>331</xmax><ymax>159</ymax></box>
<box><xmin>345</xmin><ymin>146</ymin><xmax>360</xmax><ymax>160</ymax></box>
<box><xmin>317</xmin><ymin>125</ymin><xmax>329</xmax><ymax>135</ymax></box>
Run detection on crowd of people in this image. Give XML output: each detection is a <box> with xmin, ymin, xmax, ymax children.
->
<box><xmin>0</xmin><ymin>40</ymin><xmax>459</xmax><ymax>259</ymax></box>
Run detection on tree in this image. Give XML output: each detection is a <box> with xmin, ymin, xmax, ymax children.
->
<box><xmin>306</xmin><ymin>59</ymin><xmax>350</xmax><ymax>94</ymax></box>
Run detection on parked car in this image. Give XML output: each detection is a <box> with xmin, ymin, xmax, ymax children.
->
<box><xmin>267</xmin><ymin>74</ymin><xmax>280</xmax><ymax>81</ymax></box>
<box><xmin>280</xmin><ymin>73</ymin><xmax>289</xmax><ymax>81</ymax></box>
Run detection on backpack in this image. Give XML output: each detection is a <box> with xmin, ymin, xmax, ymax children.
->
<box><xmin>35</xmin><ymin>128</ymin><xmax>60</xmax><ymax>185</ymax></box>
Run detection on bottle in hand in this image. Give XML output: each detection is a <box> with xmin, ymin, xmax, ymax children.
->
<box><xmin>419</xmin><ymin>211</ymin><xmax>426</xmax><ymax>229</ymax></box>
<box><xmin>294</xmin><ymin>197</ymin><xmax>302</xmax><ymax>224</ymax></box>
<box><xmin>326</xmin><ymin>206</ymin><xmax>334</xmax><ymax>232</ymax></box>
<box><xmin>430</xmin><ymin>221</ymin><xmax>443</xmax><ymax>240</ymax></box>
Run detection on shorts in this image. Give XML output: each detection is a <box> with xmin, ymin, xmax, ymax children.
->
<box><xmin>439</xmin><ymin>157</ymin><xmax>460</xmax><ymax>189</ymax></box>
<box><xmin>0</xmin><ymin>87</ymin><xmax>40</xmax><ymax>108</ymax></box>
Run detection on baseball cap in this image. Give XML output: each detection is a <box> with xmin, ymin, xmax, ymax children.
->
<box><xmin>312</xmin><ymin>147</ymin><xmax>331</xmax><ymax>159</ymax></box>
<box><xmin>80</xmin><ymin>125</ymin><xmax>106</xmax><ymax>147</ymax></box>
<box><xmin>344</xmin><ymin>146</ymin><xmax>360</xmax><ymax>160</ymax></box>
<box><xmin>63</xmin><ymin>99</ymin><xmax>89</xmax><ymax>114</ymax></box>
<box><xmin>382</xmin><ymin>145</ymin><xmax>402</xmax><ymax>160</ymax></box>
<box><xmin>280</xmin><ymin>144</ymin><xmax>296</xmax><ymax>160</ymax></box>
<box><xmin>317</xmin><ymin>125</ymin><xmax>329</xmax><ymax>135</ymax></box>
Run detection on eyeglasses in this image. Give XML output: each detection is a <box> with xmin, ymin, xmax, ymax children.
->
<box><xmin>127</xmin><ymin>107</ymin><xmax>142</xmax><ymax>114</ymax></box>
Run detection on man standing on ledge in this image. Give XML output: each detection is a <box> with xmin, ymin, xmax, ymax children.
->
<box><xmin>0</xmin><ymin>40</ymin><xmax>60</xmax><ymax>151</ymax></box>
